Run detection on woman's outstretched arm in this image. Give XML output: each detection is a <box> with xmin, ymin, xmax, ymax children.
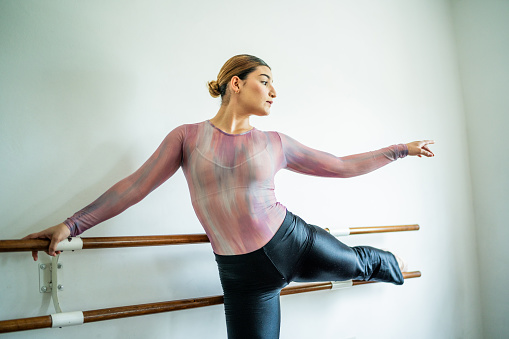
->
<box><xmin>278</xmin><ymin>132</ymin><xmax>434</xmax><ymax>178</ymax></box>
<box><xmin>24</xmin><ymin>125</ymin><xmax>187</xmax><ymax>260</ymax></box>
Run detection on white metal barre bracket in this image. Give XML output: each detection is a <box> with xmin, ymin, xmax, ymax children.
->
<box><xmin>55</xmin><ymin>237</ymin><xmax>83</xmax><ymax>251</ymax></box>
<box><xmin>51</xmin><ymin>311</ymin><xmax>84</xmax><ymax>328</ymax></box>
<box><xmin>38</xmin><ymin>254</ymin><xmax>64</xmax><ymax>313</ymax></box>
<box><xmin>331</xmin><ymin>280</ymin><xmax>353</xmax><ymax>290</ymax></box>
<box><xmin>39</xmin><ymin>257</ymin><xmax>63</xmax><ymax>294</ymax></box>
<box><xmin>324</xmin><ymin>228</ymin><xmax>351</xmax><ymax>237</ymax></box>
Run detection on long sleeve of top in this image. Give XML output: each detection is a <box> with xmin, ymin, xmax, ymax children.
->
<box><xmin>278</xmin><ymin>133</ymin><xmax>408</xmax><ymax>178</ymax></box>
<box><xmin>64</xmin><ymin>120</ymin><xmax>408</xmax><ymax>255</ymax></box>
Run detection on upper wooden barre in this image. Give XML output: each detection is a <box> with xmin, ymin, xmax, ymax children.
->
<box><xmin>0</xmin><ymin>224</ymin><xmax>419</xmax><ymax>253</ymax></box>
<box><xmin>348</xmin><ymin>224</ymin><xmax>419</xmax><ymax>234</ymax></box>
<box><xmin>82</xmin><ymin>234</ymin><xmax>211</xmax><ymax>249</ymax></box>
<box><xmin>0</xmin><ymin>271</ymin><xmax>421</xmax><ymax>333</ymax></box>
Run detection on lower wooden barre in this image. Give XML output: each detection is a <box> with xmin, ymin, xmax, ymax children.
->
<box><xmin>84</xmin><ymin>295</ymin><xmax>225</xmax><ymax>323</ymax></box>
<box><xmin>0</xmin><ymin>224</ymin><xmax>419</xmax><ymax>253</ymax></box>
<box><xmin>0</xmin><ymin>271</ymin><xmax>420</xmax><ymax>333</ymax></box>
<box><xmin>0</xmin><ymin>316</ymin><xmax>52</xmax><ymax>333</ymax></box>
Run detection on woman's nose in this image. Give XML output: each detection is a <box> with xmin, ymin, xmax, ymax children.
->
<box><xmin>270</xmin><ymin>86</ymin><xmax>277</xmax><ymax>98</ymax></box>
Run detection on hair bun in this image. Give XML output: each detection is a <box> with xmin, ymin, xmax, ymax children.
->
<box><xmin>207</xmin><ymin>80</ymin><xmax>221</xmax><ymax>98</ymax></box>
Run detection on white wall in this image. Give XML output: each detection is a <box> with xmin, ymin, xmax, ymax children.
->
<box><xmin>451</xmin><ymin>1</ymin><xmax>509</xmax><ymax>338</ymax></box>
<box><xmin>0</xmin><ymin>1</ymin><xmax>482</xmax><ymax>338</ymax></box>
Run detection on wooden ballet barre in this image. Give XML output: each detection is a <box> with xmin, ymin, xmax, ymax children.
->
<box><xmin>0</xmin><ymin>224</ymin><xmax>419</xmax><ymax>253</ymax></box>
<box><xmin>348</xmin><ymin>224</ymin><xmax>419</xmax><ymax>235</ymax></box>
<box><xmin>0</xmin><ymin>271</ymin><xmax>421</xmax><ymax>333</ymax></box>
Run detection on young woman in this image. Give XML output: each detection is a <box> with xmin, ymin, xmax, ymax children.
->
<box><xmin>25</xmin><ymin>55</ymin><xmax>434</xmax><ymax>339</ymax></box>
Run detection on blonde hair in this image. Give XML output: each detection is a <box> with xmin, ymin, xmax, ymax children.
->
<box><xmin>208</xmin><ymin>54</ymin><xmax>270</xmax><ymax>100</ymax></box>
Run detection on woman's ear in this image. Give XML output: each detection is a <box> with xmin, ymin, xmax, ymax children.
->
<box><xmin>230</xmin><ymin>76</ymin><xmax>241</xmax><ymax>94</ymax></box>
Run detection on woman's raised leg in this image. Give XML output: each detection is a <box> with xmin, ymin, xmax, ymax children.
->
<box><xmin>293</xmin><ymin>225</ymin><xmax>404</xmax><ymax>284</ymax></box>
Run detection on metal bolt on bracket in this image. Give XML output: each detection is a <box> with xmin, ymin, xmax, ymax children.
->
<box><xmin>41</xmin><ymin>286</ymin><xmax>48</xmax><ymax>292</ymax></box>
<box><xmin>57</xmin><ymin>284</ymin><xmax>64</xmax><ymax>291</ymax></box>
<box><xmin>39</xmin><ymin>264</ymin><xmax>46</xmax><ymax>270</ymax></box>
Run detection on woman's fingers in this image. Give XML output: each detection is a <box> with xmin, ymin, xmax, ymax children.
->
<box><xmin>421</xmin><ymin>145</ymin><xmax>434</xmax><ymax>157</ymax></box>
<box><xmin>47</xmin><ymin>225</ymin><xmax>70</xmax><ymax>256</ymax></box>
<box><xmin>48</xmin><ymin>236</ymin><xmax>63</xmax><ymax>256</ymax></box>
<box><xmin>22</xmin><ymin>232</ymin><xmax>45</xmax><ymax>261</ymax></box>
<box><xmin>421</xmin><ymin>140</ymin><xmax>435</xmax><ymax>157</ymax></box>
<box><xmin>22</xmin><ymin>224</ymin><xmax>70</xmax><ymax>261</ymax></box>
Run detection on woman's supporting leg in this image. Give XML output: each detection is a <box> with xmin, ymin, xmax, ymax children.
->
<box><xmin>222</xmin><ymin>289</ymin><xmax>282</xmax><ymax>339</ymax></box>
<box><xmin>215</xmin><ymin>248</ymin><xmax>288</xmax><ymax>339</ymax></box>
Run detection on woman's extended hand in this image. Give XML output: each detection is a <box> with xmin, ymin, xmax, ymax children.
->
<box><xmin>406</xmin><ymin>140</ymin><xmax>435</xmax><ymax>158</ymax></box>
<box><xmin>23</xmin><ymin>223</ymin><xmax>71</xmax><ymax>261</ymax></box>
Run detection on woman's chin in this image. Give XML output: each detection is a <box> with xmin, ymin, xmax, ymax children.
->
<box><xmin>261</xmin><ymin>108</ymin><xmax>272</xmax><ymax>116</ymax></box>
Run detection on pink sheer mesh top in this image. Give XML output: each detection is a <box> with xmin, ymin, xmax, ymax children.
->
<box><xmin>64</xmin><ymin>120</ymin><xmax>408</xmax><ymax>255</ymax></box>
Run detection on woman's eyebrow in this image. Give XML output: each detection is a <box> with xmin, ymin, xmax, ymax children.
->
<box><xmin>259</xmin><ymin>74</ymin><xmax>273</xmax><ymax>83</ymax></box>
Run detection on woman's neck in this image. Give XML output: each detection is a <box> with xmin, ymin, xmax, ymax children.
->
<box><xmin>209</xmin><ymin>105</ymin><xmax>253</xmax><ymax>135</ymax></box>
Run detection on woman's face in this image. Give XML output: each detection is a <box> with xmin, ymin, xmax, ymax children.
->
<box><xmin>236</xmin><ymin>66</ymin><xmax>277</xmax><ymax>116</ymax></box>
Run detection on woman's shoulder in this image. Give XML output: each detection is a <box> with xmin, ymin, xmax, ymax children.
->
<box><xmin>254</xmin><ymin>129</ymin><xmax>286</xmax><ymax>151</ymax></box>
<box><xmin>258</xmin><ymin>129</ymin><xmax>285</xmax><ymax>142</ymax></box>
<box><xmin>168</xmin><ymin>121</ymin><xmax>209</xmax><ymax>145</ymax></box>
<box><xmin>168</xmin><ymin>121</ymin><xmax>204</xmax><ymax>135</ymax></box>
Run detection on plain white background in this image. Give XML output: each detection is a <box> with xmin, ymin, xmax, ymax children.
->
<box><xmin>451</xmin><ymin>0</ymin><xmax>509</xmax><ymax>337</ymax></box>
<box><xmin>0</xmin><ymin>0</ymin><xmax>507</xmax><ymax>338</ymax></box>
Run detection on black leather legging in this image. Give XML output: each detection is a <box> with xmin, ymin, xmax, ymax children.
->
<box><xmin>214</xmin><ymin>210</ymin><xmax>404</xmax><ymax>339</ymax></box>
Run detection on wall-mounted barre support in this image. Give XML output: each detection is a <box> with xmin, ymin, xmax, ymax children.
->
<box><xmin>0</xmin><ymin>224</ymin><xmax>419</xmax><ymax>253</ymax></box>
<box><xmin>0</xmin><ymin>271</ymin><xmax>421</xmax><ymax>333</ymax></box>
